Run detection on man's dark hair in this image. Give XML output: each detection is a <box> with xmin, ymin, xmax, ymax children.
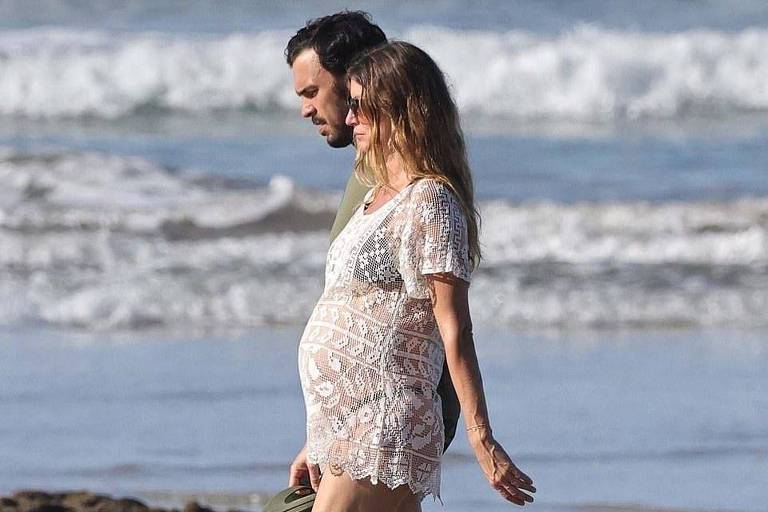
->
<box><xmin>285</xmin><ymin>11</ymin><xmax>386</xmax><ymax>75</ymax></box>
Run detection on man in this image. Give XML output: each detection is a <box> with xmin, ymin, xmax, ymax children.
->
<box><xmin>284</xmin><ymin>11</ymin><xmax>461</xmax><ymax>491</ymax></box>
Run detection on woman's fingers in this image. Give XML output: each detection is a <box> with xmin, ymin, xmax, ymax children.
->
<box><xmin>512</xmin><ymin>466</ymin><xmax>535</xmax><ymax>486</ymax></box>
<box><xmin>499</xmin><ymin>488</ymin><xmax>525</xmax><ymax>506</ymax></box>
<box><xmin>475</xmin><ymin>438</ymin><xmax>536</xmax><ymax>505</ymax></box>
<box><xmin>490</xmin><ymin>464</ymin><xmax>536</xmax><ymax>506</ymax></box>
<box><xmin>288</xmin><ymin>445</ymin><xmax>309</xmax><ymax>487</ymax></box>
<box><xmin>288</xmin><ymin>464</ymin><xmax>305</xmax><ymax>486</ymax></box>
<box><xmin>497</xmin><ymin>485</ymin><xmax>528</xmax><ymax>506</ymax></box>
<box><xmin>493</xmin><ymin>479</ymin><xmax>535</xmax><ymax>505</ymax></box>
<box><xmin>510</xmin><ymin>470</ymin><xmax>536</xmax><ymax>493</ymax></box>
<box><xmin>495</xmin><ymin>462</ymin><xmax>536</xmax><ymax>492</ymax></box>
<box><xmin>509</xmin><ymin>487</ymin><xmax>535</xmax><ymax>503</ymax></box>
<box><xmin>308</xmin><ymin>463</ymin><xmax>322</xmax><ymax>491</ymax></box>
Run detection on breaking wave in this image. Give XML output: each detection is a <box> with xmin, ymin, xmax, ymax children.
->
<box><xmin>2</xmin><ymin>149</ymin><xmax>767</xmax><ymax>330</ymax></box>
<box><xmin>0</xmin><ymin>25</ymin><xmax>767</xmax><ymax>120</ymax></box>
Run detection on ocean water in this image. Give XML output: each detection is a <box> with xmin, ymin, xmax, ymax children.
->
<box><xmin>1</xmin><ymin>326</ymin><xmax>766</xmax><ymax>511</ymax></box>
<box><xmin>1</xmin><ymin>1</ymin><xmax>767</xmax><ymax>510</ymax></box>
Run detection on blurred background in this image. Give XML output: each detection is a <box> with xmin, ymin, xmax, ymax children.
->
<box><xmin>0</xmin><ymin>1</ymin><xmax>766</xmax><ymax>511</ymax></box>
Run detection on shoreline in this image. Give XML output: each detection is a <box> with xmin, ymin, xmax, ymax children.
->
<box><xmin>0</xmin><ymin>490</ymin><xmax>752</xmax><ymax>512</ymax></box>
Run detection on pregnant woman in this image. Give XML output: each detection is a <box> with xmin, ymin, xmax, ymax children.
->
<box><xmin>297</xmin><ymin>41</ymin><xmax>535</xmax><ymax>511</ymax></box>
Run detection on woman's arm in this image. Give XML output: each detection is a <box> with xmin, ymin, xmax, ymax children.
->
<box><xmin>429</xmin><ymin>274</ymin><xmax>536</xmax><ymax>506</ymax></box>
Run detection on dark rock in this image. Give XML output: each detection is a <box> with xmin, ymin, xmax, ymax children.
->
<box><xmin>60</xmin><ymin>492</ymin><xmax>108</xmax><ymax>510</ymax></box>
<box><xmin>0</xmin><ymin>497</ymin><xmax>20</xmax><ymax>512</ymax></box>
<box><xmin>12</xmin><ymin>491</ymin><xmax>52</xmax><ymax>503</ymax></box>
<box><xmin>183</xmin><ymin>503</ymin><xmax>215</xmax><ymax>512</ymax></box>
<box><xmin>28</xmin><ymin>505</ymin><xmax>74</xmax><ymax>512</ymax></box>
<box><xmin>11</xmin><ymin>492</ymin><xmax>53</xmax><ymax>512</ymax></box>
<box><xmin>100</xmin><ymin>498</ymin><xmax>148</xmax><ymax>512</ymax></box>
<box><xmin>0</xmin><ymin>493</ymin><xmax>228</xmax><ymax>512</ymax></box>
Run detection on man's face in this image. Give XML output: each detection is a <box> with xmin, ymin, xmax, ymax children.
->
<box><xmin>291</xmin><ymin>49</ymin><xmax>352</xmax><ymax>148</ymax></box>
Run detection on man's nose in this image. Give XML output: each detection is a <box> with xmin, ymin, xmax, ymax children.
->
<box><xmin>301</xmin><ymin>101</ymin><xmax>316</xmax><ymax>118</ymax></box>
<box><xmin>345</xmin><ymin>108</ymin><xmax>357</xmax><ymax>127</ymax></box>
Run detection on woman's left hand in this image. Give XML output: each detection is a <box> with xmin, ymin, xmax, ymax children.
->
<box><xmin>470</xmin><ymin>429</ymin><xmax>536</xmax><ymax>506</ymax></box>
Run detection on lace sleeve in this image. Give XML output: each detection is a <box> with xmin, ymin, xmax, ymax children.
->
<box><xmin>399</xmin><ymin>180</ymin><xmax>472</xmax><ymax>299</ymax></box>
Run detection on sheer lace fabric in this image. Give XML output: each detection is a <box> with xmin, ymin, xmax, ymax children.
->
<box><xmin>298</xmin><ymin>178</ymin><xmax>472</xmax><ymax>502</ymax></box>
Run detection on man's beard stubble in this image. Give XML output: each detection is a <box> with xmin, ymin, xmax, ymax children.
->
<box><xmin>312</xmin><ymin>113</ymin><xmax>351</xmax><ymax>148</ymax></box>
<box><xmin>325</xmin><ymin>123</ymin><xmax>354</xmax><ymax>148</ymax></box>
<box><xmin>325</xmin><ymin>79</ymin><xmax>353</xmax><ymax>148</ymax></box>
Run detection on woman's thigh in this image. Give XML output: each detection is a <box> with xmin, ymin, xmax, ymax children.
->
<box><xmin>312</xmin><ymin>464</ymin><xmax>422</xmax><ymax>512</ymax></box>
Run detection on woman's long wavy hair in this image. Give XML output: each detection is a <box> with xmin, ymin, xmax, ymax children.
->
<box><xmin>347</xmin><ymin>41</ymin><xmax>481</xmax><ymax>267</ymax></box>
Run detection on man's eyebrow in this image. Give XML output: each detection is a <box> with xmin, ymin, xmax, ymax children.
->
<box><xmin>296</xmin><ymin>85</ymin><xmax>318</xmax><ymax>97</ymax></box>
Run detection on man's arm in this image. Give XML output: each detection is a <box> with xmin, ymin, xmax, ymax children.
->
<box><xmin>329</xmin><ymin>173</ymin><xmax>370</xmax><ymax>241</ymax></box>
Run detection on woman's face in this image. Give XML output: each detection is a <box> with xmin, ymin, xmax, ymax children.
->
<box><xmin>345</xmin><ymin>79</ymin><xmax>390</xmax><ymax>155</ymax></box>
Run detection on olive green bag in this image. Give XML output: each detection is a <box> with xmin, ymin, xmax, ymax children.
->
<box><xmin>263</xmin><ymin>485</ymin><xmax>315</xmax><ymax>512</ymax></box>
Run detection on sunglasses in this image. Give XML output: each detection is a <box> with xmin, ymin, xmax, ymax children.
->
<box><xmin>346</xmin><ymin>96</ymin><xmax>361</xmax><ymax>116</ymax></box>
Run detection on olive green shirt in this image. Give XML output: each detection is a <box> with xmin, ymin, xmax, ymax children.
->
<box><xmin>328</xmin><ymin>173</ymin><xmax>461</xmax><ymax>453</ymax></box>
<box><xmin>330</xmin><ymin>173</ymin><xmax>370</xmax><ymax>242</ymax></box>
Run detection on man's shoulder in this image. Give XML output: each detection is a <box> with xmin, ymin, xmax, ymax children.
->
<box><xmin>329</xmin><ymin>173</ymin><xmax>371</xmax><ymax>242</ymax></box>
<box><xmin>343</xmin><ymin>173</ymin><xmax>371</xmax><ymax>201</ymax></box>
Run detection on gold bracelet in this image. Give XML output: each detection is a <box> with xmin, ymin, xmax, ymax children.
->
<box><xmin>466</xmin><ymin>423</ymin><xmax>491</xmax><ymax>433</ymax></box>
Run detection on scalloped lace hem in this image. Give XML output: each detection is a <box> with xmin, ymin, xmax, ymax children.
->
<box><xmin>308</xmin><ymin>455</ymin><xmax>443</xmax><ymax>506</ymax></box>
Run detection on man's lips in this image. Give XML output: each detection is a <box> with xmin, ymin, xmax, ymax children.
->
<box><xmin>312</xmin><ymin>118</ymin><xmax>328</xmax><ymax>135</ymax></box>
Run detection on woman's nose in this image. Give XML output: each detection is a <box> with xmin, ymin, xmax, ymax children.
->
<box><xmin>345</xmin><ymin>108</ymin><xmax>357</xmax><ymax>127</ymax></box>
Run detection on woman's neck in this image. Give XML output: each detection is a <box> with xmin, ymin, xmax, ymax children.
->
<box><xmin>384</xmin><ymin>152</ymin><xmax>411</xmax><ymax>191</ymax></box>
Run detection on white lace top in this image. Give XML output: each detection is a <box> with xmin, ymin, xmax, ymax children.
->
<box><xmin>298</xmin><ymin>178</ymin><xmax>472</xmax><ymax>502</ymax></box>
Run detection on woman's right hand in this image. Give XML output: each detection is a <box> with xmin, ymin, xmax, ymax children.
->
<box><xmin>469</xmin><ymin>429</ymin><xmax>536</xmax><ymax>506</ymax></box>
<box><xmin>288</xmin><ymin>443</ymin><xmax>322</xmax><ymax>491</ymax></box>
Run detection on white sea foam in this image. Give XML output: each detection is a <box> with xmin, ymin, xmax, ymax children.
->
<box><xmin>480</xmin><ymin>199</ymin><xmax>768</xmax><ymax>266</ymax></box>
<box><xmin>1</xmin><ymin>149</ymin><xmax>767</xmax><ymax>330</ymax></box>
<box><xmin>0</xmin><ymin>26</ymin><xmax>767</xmax><ymax>119</ymax></box>
<box><xmin>0</xmin><ymin>28</ymin><xmax>294</xmax><ymax>118</ymax></box>
<box><xmin>406</xmin><ymin>25</ymin><xmax>768</xmax><ymax>119</ymax></box>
